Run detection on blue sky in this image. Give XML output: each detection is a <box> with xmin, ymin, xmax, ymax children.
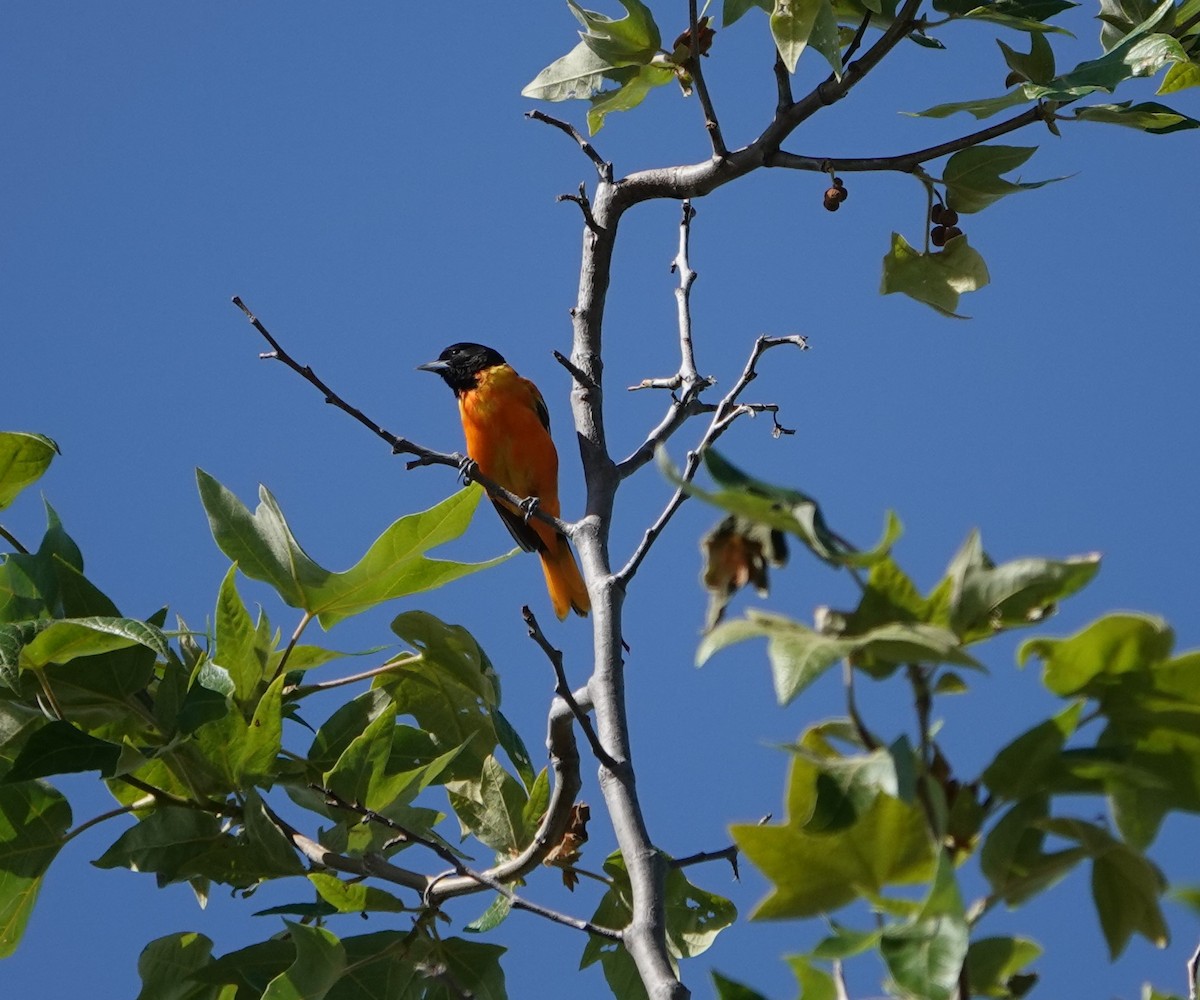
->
<box><xmin>3</xmin><ymin>3</ymin><xmax>1199</xmax><ymax>998</ymax></box>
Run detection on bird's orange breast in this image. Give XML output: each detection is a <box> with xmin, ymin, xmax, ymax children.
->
<box><xmin>458</xmin><ymin>364</ymin><xmax>562</xmax><ymax>518</ymax></box>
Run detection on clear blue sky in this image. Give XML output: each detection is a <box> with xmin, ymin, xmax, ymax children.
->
<box><xmin>3</xmin><ymin>3</ymin><xmax>1198</xmax><ymax>998</ymax></box>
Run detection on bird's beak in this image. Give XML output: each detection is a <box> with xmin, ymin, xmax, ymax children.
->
<box><xmin>417</xmin><ymin>360</ymin><xmax>450</xmax><ymax>374</ymax></box>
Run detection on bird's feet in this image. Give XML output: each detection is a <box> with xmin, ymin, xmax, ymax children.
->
<box><xmin>519</xmin><ymin>496</ymin><xmax>541</xmax><ymax>524</ymax></box>
<box><xmin>456</xmin><ymin>456</ymin><xmax>479</xmax><ymax>485</ymax></box>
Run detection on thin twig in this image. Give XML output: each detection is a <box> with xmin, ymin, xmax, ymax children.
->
<box><xmin>616</xmin><ymin>334</ymin><xmax>808</xmax><ymax>584</ymax></box>
<box><xmin>0</xmin><ymin>524</ymin><xmax>29</xmax><ymax>554</ymax></box>
<box><xmin>288</xmin><ymin>654</ymin><xmax>421</xmax><ymax>698</ymax></box>
<box><xmin>841</xmin><ymin>11</ymin><xmax>873</xmax><ymax>64</ymax></box>
<box><xmin>118</xmin><ymin>774</ymin><xmax>236</xmax><ymax>816</ymax></box>
<box><xmin>687</xmin><ymin>0</ymin><xmax>727</xmax><ymax>157</ymax></box>
<box><xmin>670</xmin><ymin>844</ymin><xmax>739</xmax><ymax>880</ymax></box>
<box><xmin>230</xmin><ymin>296</ymin><xmax>575</xmax><ymax>538</ymax></box>
<box><xmin>553</xmin><ymin>349</ymin><xmax>599</xmax><ymax>391</ymax></box>
<box><xmin>62</xmin><ymin>797</ymin><xmax>155</xmax><ymax>844</ymax></box>
<box><xmin>843</xmin><ymin>660</ymin><xmax>880</xmax><ymax>751</ymax></box>
<box><xmin>526</xmin><ymin>110</ymin><xmax>613</xmax><ymax>181</ymax></box>
<box><xmin>773</xmin><ymin>51</ymin><xmax>793</xmax><ymax>113</ymax></box>
<box><xmin>1188</xmin><ymin>938</ymin><xmax>1200</xmax><ymax>1000</ymax></box>
<box><xmin>272</xmin><ymin>610</ymin><xmax>313</xmax><ymax>681</ymax></box>
<box><xmin>522</xmin><ymin>605</ymin><xmax>618</xmax><ymax>771</ymax></box>
<box><xmin>558</xmin><ymin>182</ymin><xmax>600</xmax><ymax>233</ymax></box>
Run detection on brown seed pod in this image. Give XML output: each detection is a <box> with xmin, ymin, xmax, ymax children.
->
<box><xmin>833</xmin><ymin>185</ymin><xmax>848</xmax><ymax>202</ymax></box>
<box><xmin>931</xmin><ymin>225</ymin><xmax>947</xmax><ymax>247</ymax></box>
<box><xmin>833</xmin><ymin>176</ymin><xmax>845</xmax><ymax>188</ymax></box>
<box><xmin>942</xmin><ymin>208</ymin><xmax>959</xmax><ymax>227</ymax></box>
<box><xmin>931</xmin><ymin>203</ymin><xmax>945</xmax><ymax>225</ymax></box>
<box><xmin>944</xmin><ymin>225</ymin><xmax>963</xmax><ymax>240</ymax></box>
<box><xmin>823</xmin><ymin>194</ymin><xmax>841</xmax><ymax>212</ymax></box>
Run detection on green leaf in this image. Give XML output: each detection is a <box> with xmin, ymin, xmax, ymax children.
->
<box><xmin>2</xmin><ymin>721</ymin><xmax>122</xmax><ymax>782</ymax></box>
<box><xmin>464</xmin><ymin>893</ymin><xmax>514</xmax><ymax>934</ymax></box>
<box><xmin>908</xmin><ymin>90</ymin><xmax>1031</xmax><ymax>120</ymax></box>
<box><xmin>880</xmin><ymin>858</ymin><xmax>969</xmax><ymax>1000</ymax></box>
<box><xmin>1091</xmin><ymin>840</ymin><xmax>1169</xmax><ymax>957</ymax></box>
<box><xmin>587</xmin><ymin>63</ymin><xmax>675</xmax><ymax>133</ymax></box>
<box><xmin>93</xmin><ymin>807</ymin><xmax>225</xmax><ymax>884</ymax></box>
<box><xmin>1026</xmin><ymin>1</ymin><xmax>1181</xmax><ymax>98</ymax></box>
<box><xmin>786</xmin><ymin>956</ymin><xmax>838</xmax><ymax>1000</ymax></box>
<box><xmin>0</xmin><ymin>432</ymin><xmax>59</xmax><ymax>511</ymax></box>
<box><xmin>1074</xmin><ymin>99</ymin><xmax>1200</xmax><ymax>132</ymax></box>
<box><xmin>18</xmin><ymin>616</ymin><xmax>168</xmax><ymax>670</ymax></box>
<box><xmin>948</xmin><ymin>536</ymin><xmax>1100</xmax><ymax>642</ymax></box>
<box><xmin>0</xmin><ymin>781</ymin><xmax>71</xmax><ymax>957</ymax></box>
<box><xmin>733</xmin><ymin>753</ymin><xmax>935</xmax><ymax>917</ymax></box>
<box><xmin>997</xmin><ymin>32</ymin><xmax>1055</xmax><ymax>83</ymax></box>
<box><xmin>965</xmin><ymin>936</ymin><xmax>1042</xmax><ymax>998</ymax></box>
<box><xmin>198</xmin><ymin>473</ymin><xmax>508</xmax><ymax>627</ymax></box>
<box><xmin>713</xmin><ymin>970</ymin><xmax>770</xmax><ymax>999</ymax></box>
<box><xmin>261</xmin><ymin>922</ymin><xmax>345</xmax><ymax>1000</ymax></box>
<box><xmin>214</xmin><ymin>566</ymin><xmax>264</xmax><ymax>704</ymax></box>
<box><xmin>810</xmin><ymin>923</ymin><xmax>883</xmax><ymax>959</ymax></box>
<box><xmin>307</xmin><ymin>872</ymin><xmax>410</xmax><ymax>915</ymax></box>
<box><xmin>983</xmin><ymin>702</ymin><xmax>1084</xmax><ymax>799</ymax></box>
<box><xmin>447</xmin><ymin>755</ymin><xmax>529</xmax><ymax>853</ymax></box>
<box><xmin>772</xmin><ymin>0</ymin><xmax>827</xmax><ymax>72</ymax></box>
<box><xmin>726</xmin><ymin>0</ymin><xmax>773</xmax><ymax>25</ymax></box>
<box><xmin>701</xmin><ymin>609</ymin><xmax>978</xmax><ymax>705</ymax></box>
<box><xmin>236</xmin><ymin>674</ymin><xmax>285</xmax><ymax>783</ymax></box>
<box><xmin>583</xmin><ymin>852</ymin><xmax>736</xmax><ymax>971</ymax></box>
<box><xmin>136</xmin><ymin>932</ymin><xmax>217</xmax><ymax>1000</ymax></box>
<box><xmin>980</xmin><ymin>796</ymin><xmax>1088</xmax><ymax>904</ymax></box>
<box><xmin>1019</xmin><ymin>612</ymin><xmax>1171</xmax><ymax>697</ymax></box>
<box><xmin>943</xmin><ymin>145</ymin><xmax>1061</xmax><ymax>215</ymax></box>
<box><xmin>880</xmin><ymin>231</ymin><xmax>990</xmax><ymax>318</ymax></box>
<box><xmin>569</xmin><ymin>0</ymin><xmax>662</xmax><ymax>66</ymax></box>
<box><xmin>323</xmin><ymin>701</ymin><xmax>398</xmax><ymax>808</ymax></box>
<box><xmin>1158</xmin><ymin>59</ymin><xmax>1200</xmax><ymax>94</ymax></box>
<box><xmin>522</xmin><ymin>40</ymin><xmax>617</xmax><ymax>101</ymax></box>
<box><xmin>698</xmin><ymin>610</ymin><xmax>855</xmax><ymax>704</ymax></box>
<box><xmin>662</xmin><ymin>448</ymin><xmax>899</xmax><ymax>569</ymax></box>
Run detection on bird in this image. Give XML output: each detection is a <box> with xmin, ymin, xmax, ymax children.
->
<box><xmin>418</xmin><ymin>342</ymin><xmax>590</xmax><ymax>620</ymax></box>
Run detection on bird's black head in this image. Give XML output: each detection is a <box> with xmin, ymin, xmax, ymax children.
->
<box><xmin>417</xmin><ymin>342</ymin><xmax>508</xmax><ymax>394</ymax></box>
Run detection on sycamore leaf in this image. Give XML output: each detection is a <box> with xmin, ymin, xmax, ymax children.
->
<box><xmin>260</xmin><ymin>922</ymin><xmax>345</xmax><ymax>1000</ymax></box>
<box><xmin>1074</xmin><ymin>99</ymin><xmax>1200</xmax><ymax>132</ymax></box>
<box><xmin>942</xmin><ymin>145</ymin><xmax>1061</xmax><ymax>214</ymax></box>
<box><xmin>523</xmin><ymin>40</ymin><xmax>616</xmax><ymax>101</ymax></box>
<box><xmin>0</xmin><ymin>433</ymin><xmax>59</xmax><ymax>511</ymax></box>
<box><xmin>880</xmin><ymin>232</ymin><xmax>990</xmax><ymax>318</ymax></box>
<box><xmin>569</xmin><ymin>0</ymin><xmax>662</xmax><ymax>65</ymax></box>
<box><xmin>587</xmin><ymin>62</ymin><xmax>675</xmax><ymax>133</ymax></box>
<box><xmin>198</xmin><ymin>472</ymin><xmax>511</xmax><ymax>628</ymax></box>
<box><xmin>772</xmin><ymin>0</ymin><xmax>828</xmax><ymax>72</ymax></box>
<box><xmin>0</xmin><ymin>782</ymin><xmax>71</xmax><ymax>958</ymax></box>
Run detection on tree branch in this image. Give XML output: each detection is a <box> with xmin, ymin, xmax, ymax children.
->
<box><xmin>313</xmin><ymin>786</ymin><xmax>618</xmax><ymax>941</ymax></box>
<box><xmin>687</xmin><ymin>0</ymin><xmax>727</xmax><ymax>157</ymax></box>
<box><xmin>0</xmin><ymin>524</ymin><xmax>29</xmax><ymax>554</ymax></box>
<box><xmin>526</xmin><ymin>110</ymin><xmax>613</xmax><ymax>181</ymax></box>
<box><xmin>522</xmin><ymin>605</ymin><xmax>618</xmax><ymax>771</ymax></box>
<box><xmin>616</xmin><ymin>334</ymin><xmax>808</xmax><ymax>587</ymax></box>
<box><xmin>766</xmin><ymin>103</ymin><xmax>1048</xmax><ymax>175</ymax></box>
<box><xmin>287</xmin><ymin>654</ymin><xmax>421</xmax><ymax>698</ymax></box>
<box><xmin>670</xmin><ymin>844</ymin><xmax>739</xmax><ymax>880</ymax></box>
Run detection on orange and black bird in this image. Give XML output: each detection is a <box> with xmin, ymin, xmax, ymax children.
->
<box><xmin>419</xmin><ymin>343</ymin><xmax>590</xmax><ymax>620</ymax></box>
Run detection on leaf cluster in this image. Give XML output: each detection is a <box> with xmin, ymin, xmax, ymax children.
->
<box><xmin>680</xmin><ymin>447</ymin><xmax>1196</xmax><ymax>999</ymax></box>
<box><xmin>0</xmin><ymin>440</ymin><xmax>743</xmax><ymax>998</ymax></box>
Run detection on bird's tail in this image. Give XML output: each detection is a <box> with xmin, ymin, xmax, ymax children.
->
<box><xmin>541</xmin><ymin>537</ymin><xmax>590</xmax><ymax>620</ymax></box>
